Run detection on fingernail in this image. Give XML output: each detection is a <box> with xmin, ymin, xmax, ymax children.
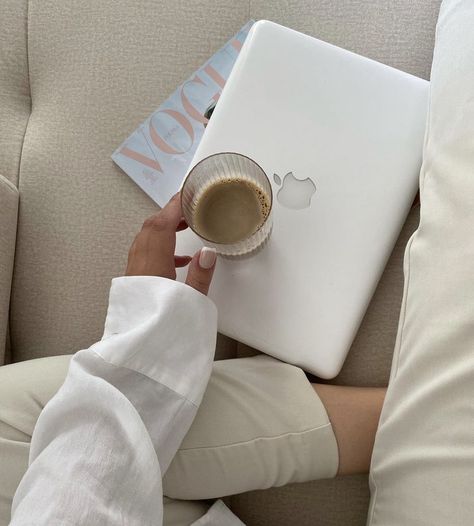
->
<box><xmin>199</xmin><ymin>247</ymin><xmax>217</xmax><ymax>269</ymax></box>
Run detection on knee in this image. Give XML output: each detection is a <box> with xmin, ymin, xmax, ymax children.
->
<box><xmin>0</xmin><ymin>355</ymin><xmax>71</xmax><ymax>440</ymax></box>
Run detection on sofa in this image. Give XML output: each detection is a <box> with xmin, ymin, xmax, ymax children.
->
<box><xmin>0</xmin><ymin>1</ymin><xmax>442</xmax><ymax>524</ymax></box>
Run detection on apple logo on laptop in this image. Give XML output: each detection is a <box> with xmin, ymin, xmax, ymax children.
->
<box><xmin>273</xmin><ymin>172</ymin><xmax>317</xmax><ymax>210</ymax></box>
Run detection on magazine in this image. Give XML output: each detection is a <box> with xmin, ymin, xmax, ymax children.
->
<box><xmin>112</xmin><ymin>21</ymin><xmax>254</xmax><ymax>207</ymax></box>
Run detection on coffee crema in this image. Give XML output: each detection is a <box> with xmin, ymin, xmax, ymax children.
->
<box><xmin>193</xmin><ymin>178</ymin><xmax>270</xmax><ymax>244</ymax></box>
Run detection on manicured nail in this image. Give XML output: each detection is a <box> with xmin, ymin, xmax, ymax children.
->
<box><xmin>199</xmin><ymin>247</ymin><xmax>217</xmax><ymax>269</ymax></box>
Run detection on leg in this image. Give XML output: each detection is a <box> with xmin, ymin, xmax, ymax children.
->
<box><xmin>0</xmin><ymin>353</ymin><xmax>381</xmax><ymax>513</ymax></box>
<box><xmin>162</xmin><ymin>498</ymin><xmax>209</xmax><ymax>526</ymax></box>
<box><xmin>0</xmin><ymin>356</ymin><xmax>213</xmax><ymax>526</ymax></box>
<box><xmin>0</xmin><ymin>356</ymin><xmax>71</xmax><ymax>525</ymax></box>
<box><xmin>165</xmin><ymin>355</ymin><xmax>386</xmax><ymax>499</ymax></box>
<box><xmin>368</xmin><ymin>2</ymin><xmax>474</xmax><ymax>524</ymax></box>
<box><xmin>314</xmin><ymin>385</ymin><xmax>385</xmax><ymax>476</ymax></box>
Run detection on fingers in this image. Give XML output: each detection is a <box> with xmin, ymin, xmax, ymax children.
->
<box><xmin>174</xmin><ymin>255</ymin><xmax>192</xmax><ymax>267</ymax></box>
<box><xmin>185</xmin><ymin>247</ymin><xmax>217</xmax><ymax>296</ymax></box>
<box><xmin>158</xmin><ymin>192</ymin><xmax>183</xmax><ymax>230</ymax></box>
<box><xmin>126</xmin><ymin>193</ymin><xmax>190</xmax><ymax>279</ymax></box>
<box><xmin>142</xmin><ymin>193</ymin><xmax>182</xmax><ymax>233</ymax></box>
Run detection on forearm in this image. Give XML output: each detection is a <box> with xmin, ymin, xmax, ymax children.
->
<box><xmin>10</xmin><ymin>352</ymin><xmax>164</xmax><ymax>525</ymax></box>
<box><xmin>10</xmin><ymin>276</ymin><xmax>217</xmax><ymax>525</ymax></box>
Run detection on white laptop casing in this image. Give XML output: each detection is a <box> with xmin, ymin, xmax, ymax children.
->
<box><xmin>176</xmin><ymin>20</ymin><xmax>428</xmax><ymax>378</ymax></box>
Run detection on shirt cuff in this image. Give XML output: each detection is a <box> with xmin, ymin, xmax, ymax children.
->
<box><xmin>92</xmin><ymin>276</ymin><xmax>217</xmax><ymax>406</ymax></box>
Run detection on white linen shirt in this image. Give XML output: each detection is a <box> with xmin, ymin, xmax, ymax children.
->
<box><xmin>9</xmin><ymin>276</ymin><xmax>244</xmax><ymax>525</ymax></box>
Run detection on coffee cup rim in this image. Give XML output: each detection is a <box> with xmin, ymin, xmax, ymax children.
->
<box><xmin>180</xmin><ymin>151</ymin><xmax>273</xmax><ymax>246</ymax></box>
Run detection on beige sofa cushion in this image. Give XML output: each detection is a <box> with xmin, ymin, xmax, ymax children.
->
<box><xmin>0</xmin><ymin>0</ymin><xmax>30</xmax><ymax>188</ymax></box>
<box><xmin>0</xmin><ymin>175</ymin><xmax>19</xmax><ymax>365</ymax></box>
<box><xmin>6</xmin><ymin>1</ymin><xmax>249</xmax><ymax>362</ymax></box>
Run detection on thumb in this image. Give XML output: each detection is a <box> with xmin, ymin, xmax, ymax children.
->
<box><xmin>185</xmin><ymin>247</ymin><xmax>217</xmax><ymax>296</ymax></box>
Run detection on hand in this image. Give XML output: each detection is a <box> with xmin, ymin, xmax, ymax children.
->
<box><xmin>125</xmin><ymin>193</ymin><xmax>217</xmax><ymax>295</ymax></box>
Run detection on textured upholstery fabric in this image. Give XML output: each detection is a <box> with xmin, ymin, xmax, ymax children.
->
<box><xmin>8</xmin><ymin>0</ymin><xmax>249</xmax><ymax>362</ymax></box>
<box><xmin>251</xmin><ymin>0</ymin><xmax>442</xmax><ymax>80</ymax></box>
<box><xmin>231</xmin><ymin>475</ymin><xmax>370</xmax><ymax>526</ymax></box>
<box><xmin>0</xmin><ymin>176</ymin><xmax>19</xmax><ymax>365</ymax></box>
<box><xmin>0</xmin><ymin>1</ymin><xmax>442</xmax><ymax>524</ymax></box>
<box><xmin>0</xmin><ymin>0</ymin><xmax>30</xmax><ymax>187</ymax></box>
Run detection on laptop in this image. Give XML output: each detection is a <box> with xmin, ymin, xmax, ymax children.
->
<box><xmin>175</xmin><ymin>20</ymin><xmax>428</xmax><ymax>378</ymax></box>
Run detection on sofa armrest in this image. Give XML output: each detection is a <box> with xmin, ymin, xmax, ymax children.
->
<box><xmin>0</xmin><ymin>175</ymin><xmax>19</xmax><ymax>365</ymax></box>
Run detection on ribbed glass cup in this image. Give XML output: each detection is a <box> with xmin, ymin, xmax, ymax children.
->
<box><xmin>181</xmin><ymin>152</ymin><xmax>273</xmax><ymax>256</ymax></box>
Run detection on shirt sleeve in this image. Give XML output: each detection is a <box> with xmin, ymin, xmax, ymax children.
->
<box><xmin>9</xmin><ymin>276</ymin><xmax>230</xmax><ymax>525</ymax></box>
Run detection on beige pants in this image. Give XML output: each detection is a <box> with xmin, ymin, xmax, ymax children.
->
<box><xmin>367</xmin><ymin>1</ymin><xmax>474</xmax><ymax>524</ymax></box>
<box><xmin>0</xmin><ymin>354</ymin><xmax>338</xmax><ymax>525</ymax></box>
